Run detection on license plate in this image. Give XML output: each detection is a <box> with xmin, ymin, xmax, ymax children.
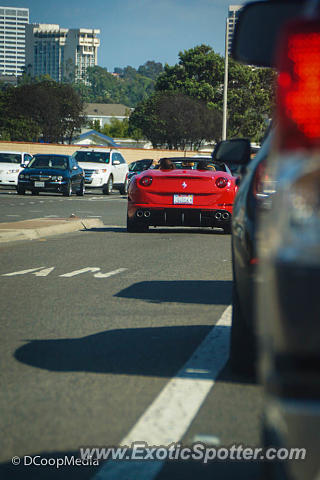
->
<box><xmin>34</xmin><ymin>181</ymin><xmax>45</xmax><ymax>187</ymax></box>
<box><xmin>173</xmin><ymin>194</ymin><xmax>194</xmax><ymax>205</ymax></box>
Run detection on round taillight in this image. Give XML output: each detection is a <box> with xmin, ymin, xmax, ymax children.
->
<box><xmin>140</xmin><ymin>176</ymin><xmax>153</xmax><ymax>187</ymax></box>
<box><xmin>215</xmin><ymin>177</ymin><xmax>228</xmax><ymax>188</ymax></box>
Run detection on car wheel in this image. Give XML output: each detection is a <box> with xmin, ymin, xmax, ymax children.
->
<box><xmin>127</xmin><ymin>214</ymin><xmax>148</xmax><ymax>233</ymax></box>
<box><xmin>16</xmin><ymin>186</ymin><xmax>25</xmax><ymax>195</ymax></box>
<box><xmin>63</xmin><ymin>181</ymin><xmax>72</xmax><ymax>197</ymax></box>
<box><xmin>31</xmin><ymin>190</ymin><xmax>39</xmax><ymax>196</ymax></box>
<box><xmin>102</xmin><ymin>176</ymin><xmax>113</xmax><ymax>195</ymax></box>
<box><xmin>229</xmin><ymin>279</ymin><xmax>256</xmax><ymax>377</ymax></box>
<box><xmin>119</xmin><ymin>176</ymin><xmax>128</xmax><ymax>195</ymax></box>
<box><xmin>76</xmin><ymin>180</ymin><xmax>85</xmax><ymax>196</ymax></box>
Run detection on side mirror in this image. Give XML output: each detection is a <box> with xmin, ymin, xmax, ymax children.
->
<box><xmin>231</xmin><ymin>0</ymin><xmax>305</xmax><ymax>67</ymax></box>
<box><xmin>21</xmin><ymin>163</ymin><xmax>27</xmax><ymax>168</ymax></box>
<box><xmin>212</xmin><ymin>138</ymin><xmax>251</xmax><ymax>167</ymax></box>
<box><xmin>113</xmin><ymin>160</ymin><xmax>121</xmax><ymax>166</ymax></box>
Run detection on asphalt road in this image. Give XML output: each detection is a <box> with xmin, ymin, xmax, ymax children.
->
<box><xmin>0</xmin><ymin>187</ymin><xmax>127</xmax><ymax>226</ymax></box>
<box><xmin>0</xmin><ymin>189</ymin><xmax>263</xmax><ymax>480</ymax></box>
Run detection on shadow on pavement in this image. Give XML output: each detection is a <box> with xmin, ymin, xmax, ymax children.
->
<box><xmin>83</xmin><ymin>227</ymin><xmax>127</xmax><ymax>233</ymax></box>
<box><xmin>115</xmin><ymin>280</ymin><xmax>232</xmax><ymax>305</ymax></box>
<box><xmin>15</xmin><ymin>323</ymin><xmax>256</xmax><ymax>386</ymax></box>
<box><xmin>15</xmin><ymin>325</ymin><xmax>213</xmax><ymax>377</ymax></box>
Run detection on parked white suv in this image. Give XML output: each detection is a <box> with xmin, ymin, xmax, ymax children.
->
<box><xmin>73</xmin><ymin>148</ymin><xmax>129</xmax><ymax>195</ymax></box>
<box><xmin>0</xmin><ymin>151</ymin><xmax>33</xmax><ymax>187</ymax></box>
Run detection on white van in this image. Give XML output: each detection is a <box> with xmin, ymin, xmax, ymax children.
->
<box><xmin>0</xmin><ymin>151</ymin><xmax>33</xmax><ymax>187</ymax></box>
<box><xmin>73</xmin><ymin>148</ymin><xmax>129</xmax><ymax>194</ymax></box>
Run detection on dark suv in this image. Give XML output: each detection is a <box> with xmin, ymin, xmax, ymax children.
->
<box><xmin>231</xmin><ymin>1</ymin><xmax>320</xmax><ymax>479</ymax></box>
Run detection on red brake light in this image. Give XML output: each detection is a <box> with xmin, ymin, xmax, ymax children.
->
<box><xmin>253</xmin><ymin>160</ymin><xmax>267</xmax><ymax>199</ymax></box>
<box><xmin>215</xmin><ymin>177</ymin><xmax>228</xmax><ymax>188</ymax></box>
<box><xmin>139</xmin><ymin>176</ymin><xmax>153</xmax><ymax>187</ymax></box>
<box><xmin>276</xmin><ymin>18</ymin><xmax>320</xmax><ymax>150</ymax></box>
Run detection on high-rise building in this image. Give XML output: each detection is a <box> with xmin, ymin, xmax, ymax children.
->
<box><xmin>227</xmin><ymin>5</ymin><xmax>242</xmax><ymax>55</ymax></box>
<box><xmin>0</xmin><ymin>6</ymin><xmax>29</xmax><ymax>76</ymax></box>
<box><xmin>25</xmin><ymin>24</ymin><xmax>100</xmax><ymax>83</ymax></box>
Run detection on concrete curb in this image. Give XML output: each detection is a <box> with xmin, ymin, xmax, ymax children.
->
<box><xmin>0</xmin><ymin>217</ymin><xmax>105</xmax><ymax>244</ymax></box>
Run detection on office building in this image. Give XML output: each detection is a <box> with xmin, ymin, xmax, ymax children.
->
<box><xmin>227</xmin><ymin>5</ymin><xmax>242</xmax><ymax>55</ymax></box>
<box><xmin>0</xmin><ymin>6</ymin><xmax>29</xmax><ymax>76</ymax></box>
<box><xmin>25</xmin><ymin>24</ymin><xmax>100</xmax><ymax>83</ymax></box>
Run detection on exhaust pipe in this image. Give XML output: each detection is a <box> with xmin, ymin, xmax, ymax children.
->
<box><xmin>222</xmin><ymin>212</ymin><xmax>230</xmax><ymax>220</ymax></box>
<box><xmin>214</xmin><ymin>212</ymin><xmax>222</xmax><ymax>220</ymax></box>
<box><xmin>136</xmin><ymin>210</ymin><xmax>143</xmax><ymax>218</ymax></box>
<box><xmin>144</xmin><ymin>210</ymin><xmax>151</xmax><ymax>218</ymax></box>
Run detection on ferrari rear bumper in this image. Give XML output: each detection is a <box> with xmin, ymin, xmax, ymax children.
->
<box><xmin>128</xmin><ymin>205</ymin><xmax>232</xmax><ymax>228</ymax></box>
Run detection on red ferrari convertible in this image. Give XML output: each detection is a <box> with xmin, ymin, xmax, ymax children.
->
<box><xmin>127</xmin><ymin>156</ymin><xmax>238</xmax><ymax>234</ymax></box>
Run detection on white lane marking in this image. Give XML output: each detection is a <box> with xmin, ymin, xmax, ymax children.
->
<box><xmin>1</xmin><ymin>266</ymin><xmax>127</xmax><ymax>278</ymax></box>
<box><xmin>59</xmin><ymin>267</ymin><xmax>100</xmax><ymax>277</ymax></box>
<box><xmin>6</xmin><ymin>214</ymin><xmax>20</xmax><ymax>217</ymax></box>
<box><xmin>32</xmin><ymin>267</ymin><xmax>55</xmax><ymax>277</ymax></box>
<box><xmin>44</xmin><ymin>215</ymin><xmax>59</xmax><ymax>218</ymax></box>
<box><xmin>59</xmin><ymin>267</ymin><xmax>127</xmax><ymax>278</ymax></box>
<box><xmin>93</xmin><ymin>306</ymin><xmax>232</xmax><ymax>480</ymax></box>
<box><xmin>2</xmin><ymin>267</ymin><xmax>45</xmax><ymax>276</ymax></box>
<box><xmin>94</xmin><ymin>268</ymin><xmax>127</xmax><ymax>278</ymax></box>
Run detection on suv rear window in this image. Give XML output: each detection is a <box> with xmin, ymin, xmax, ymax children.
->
<box><xmin>73</xmin><ymin>151</ymin><xmax>110</xmax><ymax>164</ymax></box>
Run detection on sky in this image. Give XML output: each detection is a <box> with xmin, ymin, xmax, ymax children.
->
<box><xmin>1</xmin><ymin>0</ymin><xmax>247</xmax><ymax>72</ymax></box>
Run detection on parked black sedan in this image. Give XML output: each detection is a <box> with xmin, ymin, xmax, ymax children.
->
<box><xmin>17</xmin><ymin>154</ymin><xmax>85</xmax><ymax>196</ymax></box>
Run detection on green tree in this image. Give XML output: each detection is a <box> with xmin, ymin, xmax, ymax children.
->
<box><xmin>0</xmin><ymin>80</ymin><xmax>86</xmax><ymax>143</ymax></box>
<box><xmin>84</xmin><ymin>66</ymin><xmax>129</xmax><ymax>104</ymax></box>
<box><xmin>58</xmin><ymin>83</ymin><xmax>86</xmax><ymax>144</ymax></box>
<box><xmin>156</xmin><ymin>45</ymin><xmax>224</xmax><ymax>105</ymax></box>
<box><xmin>138</xmin><ymin>61</ymin><xmax>164</xmax><ymax>80</ymax></box>
<box><xmin>88</xmin><ymin>120</ymin><xmax>102</xmax><ymax>132</ymax></box>
<box><xmin>101</xmin><ymin>118</ymin><xmax>129</xmax><ymax>138</ymax></box>
<box><xmin>0</xmin><ymin>87</ymin><xmax>41</xmax><ymax>141</ymax></box>
<box><xmin>129</xmin><ymin>91</ymin><xmax>222</xmax><ymax>149</ymax></box>
<box><xmin>155</xmin><ymin>44</ymin><xmax>275</xmax><ymax>141</ymax></box>
<box><xmin>129</xmin><ymin>92</ymin><xmax>167</xmax><ymax>147</ymax></box>
<box><xmin>76</xmin><ymin>64</ymin><xmax>162</xmax><ymax>107</ymax></box>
